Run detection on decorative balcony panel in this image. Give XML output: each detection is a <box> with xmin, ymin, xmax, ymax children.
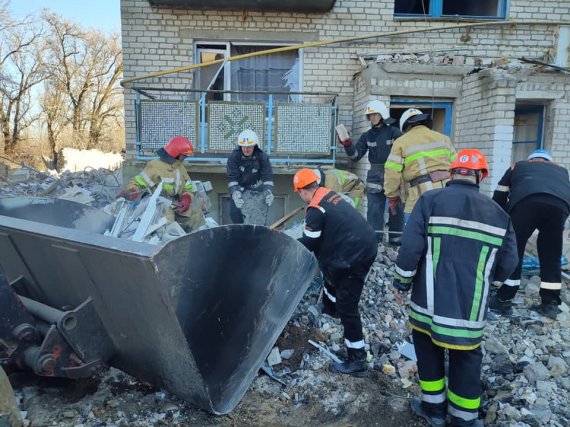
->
<box><xmin>274</xmin><ymin>103</ymin><xmax>332</xmax><ymax>154</ymax></box>
<box><xmin>147</xmin><ymin>0</ymin><xmax>336</xmax><ymax>12</ymax></box>
<box><xmin>207</xmin><ymin>101</ymin><xmax>265</xmax><ymax>152</ymax></box>
<box><xmin>139</xmin><ymin>100</ymin><xmax>198</xmax><ymax>157</ymax></box>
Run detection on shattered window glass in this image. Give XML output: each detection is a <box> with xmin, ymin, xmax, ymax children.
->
<box><xmin>394</xmin><ymin>0</ymin><xmax>430</xmax><ymax>15</ymax></box>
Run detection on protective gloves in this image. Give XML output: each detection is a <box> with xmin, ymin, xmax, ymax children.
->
<box><xmin>175</xmin><ymin>194</ymin><xmax>191</xmax><ymax>214</ymax></box>
<box><xmin>232</xmin><ymin>190</ymin><xmax>244</xmax><ymax>209</ymax></box>
<box><xmin>337</xmin><ymin>134</ymin><xmax>353</xmax><ymax>148</ymax></box>
<box><xmin>265</xmin><ymin>189</ymin><xmax>274</xmax><ymax>207</ymax></box>
<box><xmin>388</xmin><ymin>196</ymin><xmax>401</xmax><ymax>215</ymax></box>
<box><xmin>116</xmin><ymin>188</ymin><xmax>139</xmax><ymax>201</ymax></box>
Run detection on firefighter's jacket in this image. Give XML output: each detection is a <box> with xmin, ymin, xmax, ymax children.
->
<box><xmin>384</xmin><ymin>125</ymin><xmax>456</xmax><ymax>213</ymax></box>
<box><xmin>322</xmin><ymin>169</ymin><xmax>365</xmax><ymax>208</ymax></box>
<box><xmin>298</xmin><ymin>187</ymin><xmax>377</xmax><ymax>282</ymax></box>
<box><xmin>226</xmin><ymin>146</ymin><xmax>274</xmax><ymax>193</ymax></box>
<box><xmin>394</xmin><ymin>180</ymin><xmax>518</xmax><ymax>350</ymax></box>
<box><xmin>344</xmin><ymin>124</ymin><xmax>402</xmax><ymax>193</ymax></box>
<box><xmin>126</xmin><ymin>149</ymin><xmax>204</xmax><ymax>227</ymax></box>
<box><xmin>492</xmin><ymin>159</ymin><xmax>570</xmax><ymax>214</ymax></box>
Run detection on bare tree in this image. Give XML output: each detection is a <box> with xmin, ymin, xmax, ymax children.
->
<box><xmin>0</xmin><ymin>8</ymin><xmax>46</xmax><ymax>154</ymax></box>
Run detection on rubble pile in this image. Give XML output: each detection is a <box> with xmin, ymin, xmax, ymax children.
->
<box><xmin>373</xmin><ymin>53</ymin><xmax>531</xmax><ymax>71</ymax></box>
<box><xmin>9</xmin><ymin>243</ymin><xmax>569</xmax><ymax>426</ymax></box>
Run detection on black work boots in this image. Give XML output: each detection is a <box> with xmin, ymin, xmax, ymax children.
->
<box><xmin>488</xmin><ymin>292</ymin><xmax>513</xmax><ymax>316</ymax></box>
<box><xmin>410</xmin><ymin>398</ymin><xmax>446</xmax><ymax>427</ymax></box>
<box><xmin>329</xmin><ymin>348</ymin><xmax>367</xmax><ymax>377</ymax></box>
<box><xmin>530</xmin><ymin>301</ymin><xmax>561</xmax><ymax>320</ymax></box>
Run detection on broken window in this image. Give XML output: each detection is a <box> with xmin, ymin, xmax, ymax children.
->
<box><xmin>512</xmin><ymin>105</ymin><xmax>544</xmax><ymax>162</ymax></box>
<box><xmin>195</xmin><ymin>42</ymin><xmax>301</xmax><ymax>102</ymax></box>
<box><xmin>394</xmin><ymin>0</ymin><xmax>507</xmax><ymax>19</ymax></box>
<box><xmin>391</xmin><ymin>99</ymin><xmax>453</xmax><ymax>136</ymax></box>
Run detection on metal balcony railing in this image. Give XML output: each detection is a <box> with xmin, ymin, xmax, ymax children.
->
<box><xmin>133</xmin><ymin>88</ymin><xmax>338</xmax><ymax>165</ymax></box>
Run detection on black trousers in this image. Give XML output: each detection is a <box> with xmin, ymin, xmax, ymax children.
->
<box><xmin>323</xmin><ymin>256</ymin><xmax>375</xmax><ymax>347</ymax></box>
<box><xmin>367</xmin><ymin>190</ymin><xmax>404</xmax><ymax>242</ymax></box>
<box><xmin>413</xmin><ymin>330</ymin><xmax>482</xmax><ymax>425</ymax></box>
<box><xmin>498</xmin><ymin>198</ymin><xmax>567</xmax><ymax>305</ymax></box>
<box><xmin>229</xmin><ymin>197</ymin><xmax>244</xmax><ymax>224</ymax></box>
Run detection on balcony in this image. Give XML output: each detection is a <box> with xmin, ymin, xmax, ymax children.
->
<box><xmin>133</xmin><ymin>88</ymin><xmax>338</xmax><ymax>166</ymax></box>
<box><xmin>147</xmin><ymin>0</ymin><xmax>336</xmax><ymax>13</ymax></box>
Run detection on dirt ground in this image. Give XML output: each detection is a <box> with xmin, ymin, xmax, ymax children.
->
<box><xmin>10</xmin><ymin>323</ymin><xmax>426</xmax><ymax>427</ymax></box>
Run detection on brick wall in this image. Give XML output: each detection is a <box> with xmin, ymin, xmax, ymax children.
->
<box><xmin>120</xmin><ymin>0</ymin><xmax>567</xmax><ymax>157</ymax></box>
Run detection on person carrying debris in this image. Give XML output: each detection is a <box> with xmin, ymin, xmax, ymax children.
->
<box><xmin>312</xmin><ymin>168</ymin><xmax>365</xmax><ymax>208</ymax></box>
<box><xmin>489</xmin><ymin>149</ymin><xmax>570</xmax><ymax>319</ymax></box>
<box><xmin>384</xmin><ymin>108</ymin><xmax>456</xmax><ymax>219</ymax></box>
<box><xmin>392</xmin><ymin>149</ymin><xmax>518</xmax><ymax>427</ymax></box>
<box><xmin>294</xmin><ymin>168</ymin><xmax>377</xmax><ymax>377</ymax></box>
<box><xmin>337</xmin><ymin>100</ymin><xmax>403</xmax><ymax>245</ymax></box>
<box><xmin>117</xmin><ymin>135</ymin><xmax>205</xmax><ymax>231</ymax></box>
<box><xmin>226</xmin><ymin>129</ymin><xmax>274</xmax><ymax>225</ymax></box>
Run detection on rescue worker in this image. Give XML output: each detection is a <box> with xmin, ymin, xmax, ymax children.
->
<box><xmin>490</xmin><ymin>149</ymin><xmax>570</xmax><ymax>319</ymax></box>
<box><xmin>338</xmin><ymin>100</ymin><xmax>403</xmax><ymax>244</ymax></box>
<box><xmin>117</xmin><ymin>135</ymin><xmax>205</xmax><ymax>231</ymax></box>
<box><xmin>384</xmin><ymin>108</ymin><xmax>456</xmax><ymax>218</ymax></box>
<box><xmin>227</xmin><ymin>129</ymin><xmax>274</xmax><ymax>224</ymax></box>
<box><xmin>392</xmin><ymin>149</ymin><xmax>518</xmax><ymax>427</ymax></box>
<box><xmin>294</xmin><ymin>169</ymin><xmax>377</xmax><ymax>377</ymax></box>
<box><xmin>312</xmin><ymin>168</ymin><xmax>365</xmax><ymax>208</ymax></box>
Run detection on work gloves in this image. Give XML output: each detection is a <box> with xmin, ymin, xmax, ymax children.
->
<box><xmin>232</xmin><ymin>190</ymin><xmax>245</xmax><ymax>209</ymax></box>
<box><xmin>116</xmin><ymin>188</ymin><xmax>139</xmax><ymax>201</ymax></box>
<box><xmin>175</xmin><ymin>194</ymin><xmax>191</xmax><ymax>214</ymax></box>
<box><xmin>388</xmin><ymin>196</ymin><xmax>401</xmax><ymax>215</ymax></box>
<box><xmin>337</xmin><ymin>134</ymin><xmax>352</xmax><ymax>148</ymax></box>
<box><xmin>265</xmin><ymin>189</ymin><xmax>274</xmax><ymax>207</ymax></box>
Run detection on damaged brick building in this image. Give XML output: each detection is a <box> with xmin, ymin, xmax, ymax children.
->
<box><xmin>119</xmin><ymin>0</ymin><xmax>570</xmax><ymax>220</ymax></box>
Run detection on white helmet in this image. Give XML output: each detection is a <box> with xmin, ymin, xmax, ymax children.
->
<box><xmin>399</xmin><ymin>108</ymin><xmax>430</xmax><ymax>132</ymax></box>
<box><xmin>365</xmin><ymin>100</ymin><xmax>390</xmax><ymax>120</ymax></box>
<box><xmin>238</xmin><ymin>129</ymin><xmax>259</xmax><ymax>147</ymax></box>
<box><xmin>312</xmin><ymin>169</ymin><xmax>323</xmax><ymax>185</ymax></box>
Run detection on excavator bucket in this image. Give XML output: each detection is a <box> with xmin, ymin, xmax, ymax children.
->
<box><xmin>0</xmin><ymin>197</ymin><xmax>318</xmax><ymax>414</ymax></box>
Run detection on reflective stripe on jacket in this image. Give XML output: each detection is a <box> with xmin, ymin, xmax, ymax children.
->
<box><xmin>127</xmin><ymin>159</ymin><xmax>192</xmax><ymax>198</ymax></box>
<box><xmin>384</xmin><ymin>125</ymin><xmax>456</xmax><ymax>212</ymax></box>
<box><xmin>395</xmin><ymin>180</ymin><xmax>518</xmax><ymax>350</ymax></box>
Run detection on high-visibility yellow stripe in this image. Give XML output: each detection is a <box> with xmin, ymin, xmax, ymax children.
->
<box><xmin>354</xmin><ymin>196</ymin><xmax>360</xmax><ymax>208</ymax></box>
<box><xmin>405</xmin><ymin>148</ymin><xmax>452</xmax><ymax>164</ymax></box>
<box><xmin>385</xmin><ymin>161</ymin><xmax>403</xmax><ymax>171</ymax></box>
<box><xmin>408</xmin><ymin>324</ymin><xmax>481</xmax><ymax>350</ymax></box>
<box><xmin>134</xmin><ymin>176</ymin><xmax>149</xmax><ymax>188</ymax></box>
<box><xmin>420</xmin><ymin>378</ymin><xmax>445</xmax><ymax>392</ymax></box>
<box><xmin>449</xmin><ymin>152</ymin><xmax>457</xmax><ymax>162</ymax></box>
<box><xmin>447</xmin><ymin>390</ymin><xmax>480</xmax><ymax>410</ymax></box>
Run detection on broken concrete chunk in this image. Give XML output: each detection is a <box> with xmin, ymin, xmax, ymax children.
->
<box><xmin>267</xmin><ymin>346</ymin><xmax>282</xmax><ymax>366</ymax></box>
<box><xmin>280</xmin><ymin>349</ymin><xmax>294</xmax><ymax>360</ymax></box>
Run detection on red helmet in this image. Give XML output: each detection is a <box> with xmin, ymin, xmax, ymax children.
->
<box><xmin>451</xmin><ymin>149</ymin><xmax>489</xmax><ymax>180</ymax></box>
<box><xmin>293</xmin><ymin>169</ymin><xmax>319</xmax><ymax>192</ymax></box>
<box><xmin>164</xmin><ymin>136</ymin><xmax>194</xmax><ymax>158</ymax></box>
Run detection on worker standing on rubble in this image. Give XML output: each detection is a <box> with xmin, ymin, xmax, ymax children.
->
<box><xmin>312</xmin><ymin>168</ymin><xmax>365</xmax><ymax>208</ymax></box>
<box><xmin>384</xmin><ymin>108</ymin><xmax>456</xmax><ymax>219</ymax></box>
<box><xmin>227</xmin><ymin>129</ymin><xmax>274</xmax><ymax>224</ymax></box>
<box><xmin>117</xmin><ymin>135</ymin><xmax>205</xmax><ymax>231</ymax></box>
<box><xmin>294</xmin><ymin>169</ymin><xmax>377</xmax><ymax>377</ymax></box>
<box><xmin>392</xmin><ymin>150</ymin><xmax>518</xmax><ymax>427</ymax></box>
<box><xmin>337</xmin><ymin>100</ymin><xmax>403</xmax><ymax>245</ymax></box>
<box><xmin>490</xmin><ymin>149</ymin><xmax>570</xmax><ymax>319</ymax></box>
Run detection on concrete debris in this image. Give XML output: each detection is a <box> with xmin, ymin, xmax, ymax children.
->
<box><xmin>267</xmin><ymin>346</ymin><xmax>282</xmax><ymax>366</ymax></box>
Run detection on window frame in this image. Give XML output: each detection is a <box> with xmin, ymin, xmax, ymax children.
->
<box><xmin>391</xmin><ymin>99</ymin><xmax>453</xmax><ymax>137</ymax></box>
<box><xmin>394</xmin><ymin>0</ymin><xmax>508</xmax><ymax>20</ymax></box>
<box><xmin>194</xmin><ymin>41</ymin><xmax>304</xmax><ymax>99</ymax></box>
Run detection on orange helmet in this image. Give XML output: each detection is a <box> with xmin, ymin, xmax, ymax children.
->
<box><xmin>293</xmin><ymin>168</ymin><xmax>319</xmax><ymax>192</ymax></box>
<box><xmin>451</xmin><ymin>149</ymin><xmax>489</xmax><ymax>180</ymax></box>
<box><xmin>164</xmin><ymin>136</ymin><xmax>194</xmax><ymax>158</ymax></box>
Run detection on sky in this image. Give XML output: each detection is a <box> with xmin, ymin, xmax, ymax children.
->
<box><xmin>8</xmin><ymin>0</ymin><xmax>121</xmax><ymax>33</ymax></box>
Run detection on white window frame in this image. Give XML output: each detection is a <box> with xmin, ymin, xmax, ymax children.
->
<box><xmin>194</xmin><ymin>41</ymin><xmax>304</xmax><ymax>100</ymax></box>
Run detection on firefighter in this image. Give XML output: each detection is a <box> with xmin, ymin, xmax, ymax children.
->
<box><xmin>490</xmin><ymin>149</ymin><xmax>570</xmax><ymax>319</ymax></box>
<box><xmin>118</xmin><ymin>135</ymin><xmax>205</xmax><ymax>231</ymax></box>
<box><xmin>384</xmin><ymin>108</ymin><xmax>456</xmax><ymax>218</ymax></box>
<box><xmin>226</xmin><ymin>129</ymin><xmax>274</xmax><ymax>224</ymax></box>
<box><xmin>294</xmin><ymin>169</ymin><xmax>377</xmax><ymax>377</ymax></box>
<box><xmin>392</xmin><ymin>150</ymin><xmax>518</xmax><ymax>427</ymax></box>
<box><xmin>312</xmin><ymin>168</ymin><xmax>365</xmax><ymax>208</ymax></box>
<box><xmin>337</xmin><ymin>100</ymin><xmax>403</xmax><ymax>244</ymax></box>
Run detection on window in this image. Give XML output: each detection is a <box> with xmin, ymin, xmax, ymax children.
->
<box><xmin>394</xmin><ymin>0</ymin><xmax>507</xmax><ymax>19</ymax></box>
<box><xmin>512</xmin><ymin>105</ymin><xmax>544</xmax><ymax>162</ymax></box>
<box><xmin>195</xmin><ymin>43</ymin><xmax>301</xmax><ymax>102</ymax></box>
<box><xmin>390</xmin><ymin>99</ymin><xmax>453</xmax><ymax>136</ymax></box>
